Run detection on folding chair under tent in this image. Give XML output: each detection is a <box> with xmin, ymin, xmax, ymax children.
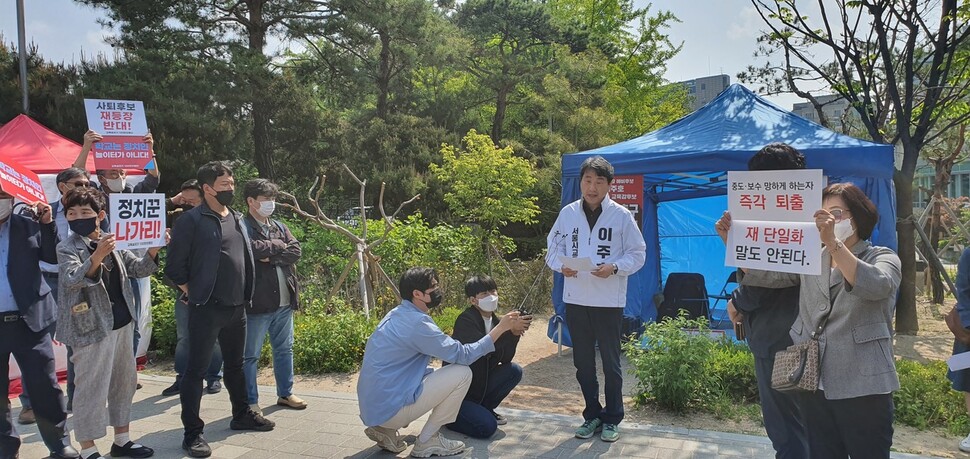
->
<box><xmin>548</xmin><ymin>84</ymin><xmax>897</xmax><ymax>347</ymax></box>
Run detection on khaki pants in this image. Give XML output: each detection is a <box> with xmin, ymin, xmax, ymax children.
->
<box><xmin>382</xmin><ymin>364</ymin><xmax>472</xmax><ymax>440</ymax></box>
<box><xmin>71</xmin><ymin>323</ymin><xmax>137</xmax><ymax>442</ymax></box>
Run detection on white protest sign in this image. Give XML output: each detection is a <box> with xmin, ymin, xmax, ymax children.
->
<box><xmin>725</xmin><ymin>169</ymin><xmax>825</xmax><ymax>275</ymax></box>
<box><xmin>109</xmin><ymin>193</ymin><xmax>166</xmax><ymax>250</ymax></box>
<box><xmin>84</xmin><ymin>99</ymin><xmax>148</xmax><ymax>136</ymax></box>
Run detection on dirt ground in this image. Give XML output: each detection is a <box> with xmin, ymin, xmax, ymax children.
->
<box><xmin>145</xmin><ymin>298</ymin><xmax>967</xmax><ymax>457</ymax></box>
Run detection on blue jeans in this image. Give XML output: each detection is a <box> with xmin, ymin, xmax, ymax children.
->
<box><xmin>243</xmin><ymin>306</ymin><xmax>295</xmax><ymax>405</ymax></box>
<box><xmin>175</xmin><ymin>300</ymin><xmax>223</xmax><ymax>384</ymax></box>
<box><xmin>447</xmin><ymin>362</ymin><xmax>523</xmax><ymax>438</ymax></box>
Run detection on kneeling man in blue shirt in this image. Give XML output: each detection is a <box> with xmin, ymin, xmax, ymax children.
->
<box><xmin>357</xmin><ymin>267</ymin><xmax>519</xmax><ymax>458</ymax></box>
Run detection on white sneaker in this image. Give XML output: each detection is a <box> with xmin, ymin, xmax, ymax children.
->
<box><xmin>960</xmin><ymin>433</ymin><xmax>970</xmax><ymax>452</ymax></box>
<box><xmin>364</xmin><ymin>426</ymin><xmax>407</xmax><ymax>453</ymax></box>
<box><xmin>410</xmin><ymin>432</ymin><xmax>465</xmax><ymax>458</ymax></box>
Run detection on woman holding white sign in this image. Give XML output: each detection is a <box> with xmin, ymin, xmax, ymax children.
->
<box><xmin>55</xmin><ymin>188</ymin><xmax>167</xmax><ymax>459</ymax></box>
<box><xmin>718</xmin><ymin>183</ymin><xmax>901</xmax><ymax>459</ymax></box>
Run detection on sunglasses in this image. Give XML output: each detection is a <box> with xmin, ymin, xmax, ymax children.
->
<box><xmin>65</xmin><ymin>181</ymin><xmax>91</xmax><ymax>188</ymax></box>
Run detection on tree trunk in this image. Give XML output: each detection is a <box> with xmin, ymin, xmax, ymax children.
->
<box><xmin>491</xmin><ymin>86</ymin><xmax>510</xmax><ymax>143</ymax></box>
<box><xmin>894</xmin><ymin>171</ymin><xmax>919</xmax><ymax>334</ymax></box>
<box><xmin>925</xmin><ymin>194</ymin><xmax>945</xmax><ymax>304</ymax></box>
<box><xmin>247</xmin><ymin>0</ymin><xmax>275</xmax><ymax>179</ymax></box>
<box><xmin>376</xmin><ymin>29</ymin><xmax>391</xmax><ymax>120</ymax></box>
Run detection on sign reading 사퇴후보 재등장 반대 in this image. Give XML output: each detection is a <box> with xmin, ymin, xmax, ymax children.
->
<box><xmin>725</xmin><ymin>169</ymin><xmax>824</xmax><ymax>276</ymax></box>
<box><xmin>84</xmin><ymin>99</ymin><xmax>153</xmax><ymax>170</ymax></box>
<box><xmin>109</xmin><ymin>193</ymin><xmax>166</xmax><ymax>250</ymax></box>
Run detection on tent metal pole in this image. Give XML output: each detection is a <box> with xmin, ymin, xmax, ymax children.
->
<box><xmin>16</xmin><ymin>0</ymin><xmax>29</xmax><ymax>114</ymax></box>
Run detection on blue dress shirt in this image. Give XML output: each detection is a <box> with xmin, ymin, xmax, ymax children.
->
<box><xmin>357</xmin><ymin>300</ymin><xmax>496</xmax><ymax>427</ymax></box>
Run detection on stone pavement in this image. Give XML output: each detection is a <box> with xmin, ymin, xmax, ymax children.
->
<box><xmin>13</xmin><ymin>376</ymin><xmax>940</xmax><ymax>458</ymax></box>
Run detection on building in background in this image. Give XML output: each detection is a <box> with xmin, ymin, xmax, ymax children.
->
<box><xmin>679</xmin><ymin>74</ymin><xmax>730</xmax><ymax>111</ymax></box>
<box><xmin>791</xmin><ymin>94</ymin><xmax>852</xmax><ymax>126</ymax></box>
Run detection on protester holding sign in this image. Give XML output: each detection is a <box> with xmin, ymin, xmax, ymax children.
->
<box><xmin>716</xmin><ymin>143</ymin><xmax>807</xmax><ymax>459</ymax></box>
<box><xmin>0</xmin><ymin>190</ymin><xmax>80</xmax><ymax>459</ymax></box>
<box><xmin>722</xmin><ymin>183</ymin><xmax>901</xmax><ymax>458</ymax></box>
<box><xmin>55</xmin><ymin>187</ymin><xmax>164</xmax><ymax>459</ymax></box>
<box><xmin>945</xmin><ymin>247</ymin><xmax>970</xmax><ymax>453</ymax></box>
<box><xmin>544</xmin><ymin>156</ymin><xmax>646</xmax><ymax>443</ymax></box>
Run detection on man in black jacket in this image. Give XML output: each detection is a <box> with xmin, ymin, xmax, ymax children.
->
<box><xmin>165</xmin><ymin>162</ymin><xmax>274</xmax><ymax>458</ymax></box>
<box><xmin>0</xmin><ymin>192</ymin><xmax>79</xmax><ymax>459</ymax></box>
<box><xmin>240</xmin><ymin>179</ymin><xmax>305</xmax><ymax>413</ymax></box>
<box><xmin>445</xmin><ymin>275</ymin><xmax>530</xmax><ymax>438</ymax></box>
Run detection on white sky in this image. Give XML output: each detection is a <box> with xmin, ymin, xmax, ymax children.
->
<box><xmin>0</xmin><ymin>0</ymin><xmax>809</xmax><ymax>110</ymax></box>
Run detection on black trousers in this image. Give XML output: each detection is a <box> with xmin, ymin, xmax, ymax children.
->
<box><xmin>801</xmin><ymin>390</ymin><xmax>893</xmax><ymax>459</ymax></box>
<box><xmin>0</xmin><ymin>320</ymin><xmax>69</xmax><ymax>457</ymax></box>
<box><xmin>754</xmin><ymin>355</ymin><xmax>807</xmax><ymax>459</ymax></box>
<box><xmin>564</xmin><ymin>304</ymin><xmax>624</xmax><ymax>425</ymax></box>
<box><xmin>180</xmin><ymin>304</ymin><xmax>249</xmax><ymax>439</ymax></box>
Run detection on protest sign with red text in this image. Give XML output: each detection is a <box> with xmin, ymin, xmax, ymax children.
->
<box><xmin>0</xmin><ymin>157</ymin><xmax>46</xmax><ymax>203</ymax></box>
<box><xmin>725</xmin><ymin>169</ymin><xmax>824</xmax><ymax>275</ymax></box>
<box><xmin>610</xmin><ymin>175</ymin><xmax>644</xmax><ymax>227</ymax></box>
<box><xmin>109</xmin><ymin>193</ymin><xmax>166</xmax><ymax>250</ymax></box>
<box><xmin>84</xmin><ymin>99</ymin><xmax>153</xmax><ymax>170</ymax></box>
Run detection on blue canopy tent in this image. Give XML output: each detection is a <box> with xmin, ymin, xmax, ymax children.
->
<box><xmin>548</xmin><ymin>84</ymin><xmax>897</xmax><ymax>346</ymax></box>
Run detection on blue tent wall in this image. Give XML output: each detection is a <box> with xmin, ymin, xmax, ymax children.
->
<box><xmin>548</xmin><ymin>84</ymin><xmax>897</xmax><ymax>346</ymax></box>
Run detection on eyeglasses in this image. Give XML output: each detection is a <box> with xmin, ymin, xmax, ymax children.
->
<box><xmin>830</xmin><ymin>209</ymin><xmax>850</xmax><ymax>222</ymax></box>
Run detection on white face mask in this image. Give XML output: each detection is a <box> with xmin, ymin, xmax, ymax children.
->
<box><xmin>477</xmin><ymin>294</ymin><xmax>499</xmax><ymax>312</ymax></box>
<box><xmin>0</xmin><ymin>199</ymin><xmax>12</xmax><ymax>220</ymax></box>
<box><xmin>834</xmin><ymin>218</ymin><xmax>855</xmax><ymax>241</ymax></box>
<box><xmin>106</xmin><ymin>177</ymin><xmax>126</xmax><ymax>193</ymax></box>
<box><xmin>257</xmin><ymin>200</ymin><xmax>276</xmax><ymax>217</ymax></box>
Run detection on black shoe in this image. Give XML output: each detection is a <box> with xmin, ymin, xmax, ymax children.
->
<box><xmin>181</xmin><ymin>435</ymin><xmax>211</xmax><ymax>458</ymax></box>
<box><xmin>49</xmin><ymin>445</ymin><xmax>80</xmax><ymax>459</ymax></box>
<box><xmin>109</xmin><ymin>441</ymin><xmax>154</xmax><ymax>458</ymax></box>
<box><xmin>161</xmin><ymin>380</ymin><xmax>180</xmax><ymax>397</ymax></box>
<box><xmin>205</xmin><ymin>380</ymin><xmax>221</xmax><ymax>395</ymax></box>
<box><xmin>135</xmin><ymin>383</ymin><xmax>142</xmax><ymax>390</ymax></box>
<box><xmin>82</xmin><ymin>453</ymin><xmax>103</xmax><ymax>459</ymax></box>
<box><xmin>230</xmin><ymin>409</ymin><xmax>275</xmax><ymax>431</ymax></box>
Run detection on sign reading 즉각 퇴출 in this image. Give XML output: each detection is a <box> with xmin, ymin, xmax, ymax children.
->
<box><xmin>83</xmin><ymin>99</ymin><xmax>153</xmax><ymax>171</ymax></box>
<box><xmin>725</xmin><ymin>169</ymin><xmax>824</xmax><ymax>275</ymax></box>
<box><xmin>109</xmin><ymin>193</ymin><xmax>166</xmax><ymax>250</ymax></box>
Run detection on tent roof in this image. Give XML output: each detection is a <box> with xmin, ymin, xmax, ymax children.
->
<box><xmin>0</xmin><ymin>114</ymin><xmax>96</xmax><ymax>175</ymax></box>
<box><xmin>563</xmin><ymin>84</ymin><xmax>895</xmax><ymax>185</ymax></box>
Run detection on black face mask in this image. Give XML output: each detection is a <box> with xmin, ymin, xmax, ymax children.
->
<box><xmin>69</xmin><ymin>217</ymin><xmax>98</xmax><ymax>237</ymax></box>
<box><xmin>427</xmin><ymin>289</ymin><xmax>443</xmax><ymax>309</ymax></box>
<box><xmin>215</xmin><ymin>190</ymin><xmax>234</xmax><ymax>206</ymax></box>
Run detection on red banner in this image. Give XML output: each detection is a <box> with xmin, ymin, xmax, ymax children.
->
<box><xmin>0</xmin><ymin>157</ymin><xmax>46</xmax><ymax>203</ymax></box>
<box><xmin>93</xmin><ymin>135</ymin><xmax>153</xmax><ymax>170</ymax></box>
<box><xmin>610</xmin><ymin>175</ymin><xmax>644</xmax><ymax>227</ymax></box>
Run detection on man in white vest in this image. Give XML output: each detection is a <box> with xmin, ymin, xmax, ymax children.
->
<box><xmin>545</xmin><ymin>156</ymin><xmax>645</xmax><ymax>443</ymax></box>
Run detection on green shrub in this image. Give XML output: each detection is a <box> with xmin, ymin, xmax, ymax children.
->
<box><xmin>894</xmin><ymin>359</ymin><xmax>970</xmax><ymax>435</ymax></box>
<box><xmin>624</xmin><ymin>314</ymin><xmax>720</xmax><ymax>412</ymax></box>
<box><xmin>707</xmin><ymin>338</ymin><xmax>758</xmax><ymax>404</ymax></box>
<box><xmin>292</xmin><ymin>298</ymin><xmax>379</xmax><ymax>374</ymax></box>
<box><xmin>432</xmin><ymin>305</ymin><xmax>465</xmax><ymax>335</ymax></box>
<box><xmin>148</xmin><ymin>274</ymin><xmax>178</xmax><ymax>358</ymax></box>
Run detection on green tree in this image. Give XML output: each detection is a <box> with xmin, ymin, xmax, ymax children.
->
<box><xmin>455</xmin><ymin>0</ymin><xmax>568</xmax><ymax>143</ymax></box>
<box><xmin>79</xmin><ymin>0</ymin><xmax>337</xmax><ymax>180</ymax></box>
<box><xmin>430</xmin><ymin>129</ymin><xmax>539</xmax><ymax>230</ymax></box>
<box><xmin>741</xmin><ymin>0</ymin><xmax>970</xmax><ymax>333</ymax></box>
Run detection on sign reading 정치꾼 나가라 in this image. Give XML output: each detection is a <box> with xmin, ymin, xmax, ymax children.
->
<box><xmin>725</xmin><ymin>169</ymin><xmax>824</xmax><ymax>276</ymax></box>
<box><xmin>109</xmin><ymin>193</ymin><xmax>166</xmax><ymax>251</ymax></box>
<box><xmin>84</xmin><ymin>99</ymin><xmax>153</xmax><ymax>171</ymax></box>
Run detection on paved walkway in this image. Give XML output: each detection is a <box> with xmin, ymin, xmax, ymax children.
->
<box><xmin>13</xmin><ymin>376</ymin><xmax>940</xmax><ymax>458</ymax></box>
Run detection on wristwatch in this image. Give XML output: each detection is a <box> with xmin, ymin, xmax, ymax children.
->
<box><xmin>830</xmin><ymin>239</ymin><xmax>844</xmax><ymax>253</ymax></box>
<box><xmin>612</xmin><ymin>263</ymin><xmax>619</xmax><ymax>275</ymax></box>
